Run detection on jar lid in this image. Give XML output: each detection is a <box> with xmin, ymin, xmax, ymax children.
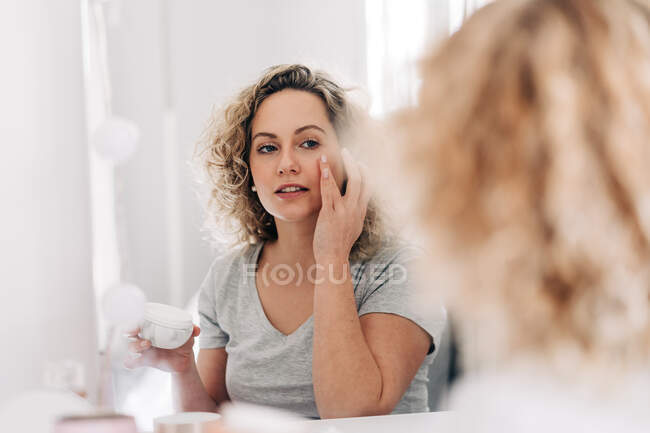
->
<box><xmin>154</xmin><ymin>412</ymin><xmax>221</xmax><ymax>433</ymax></box>
<box><xmin>144</xmin><ymin>303</ymin><xmax>193</xmax><ymax>330</ymax></box>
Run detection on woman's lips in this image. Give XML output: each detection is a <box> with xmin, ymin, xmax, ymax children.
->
<box><xmin>275</xmin><ymin>189</ymin><xmax>308</xmax><ymax>199</ymax></box>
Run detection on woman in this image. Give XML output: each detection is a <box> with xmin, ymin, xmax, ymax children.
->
<box><xmin>397</xmin><ymin>0</ymin><xmax>650</xmax><ymax>430</ymax></box>
<box><xmin>125</xmin><ymin>64</ymin><xmax>444</xmax><ymax>419</ymax></box>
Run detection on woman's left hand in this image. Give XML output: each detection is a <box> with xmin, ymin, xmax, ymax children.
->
<box><xmin>313</xmin><ymin>148</ymin><xmax>371</xmax><ymax>264</ymax></box>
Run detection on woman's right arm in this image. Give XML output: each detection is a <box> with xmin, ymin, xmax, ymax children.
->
<box><xmin>172</xmin><ymin>348</ymin><xmax>229</xmax><ymax>412</ymax></box>
<box><xmin>124</xmin><ymin>327</ymin><xmax>229</xmax><ymax>412</ymax></box>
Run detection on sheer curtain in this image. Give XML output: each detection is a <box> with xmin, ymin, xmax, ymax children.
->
<box><xmin>365</xmin><ymin>0</ymin><xmax>491</xmax><ymax>117</ymax></box>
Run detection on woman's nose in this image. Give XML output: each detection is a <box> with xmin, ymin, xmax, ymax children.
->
<box><xmin>277</xmin><ymin>149</ymin><xmax>300</xmax><ymax>175</ymax></box>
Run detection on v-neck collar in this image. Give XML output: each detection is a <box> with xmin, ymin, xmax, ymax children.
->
<box><xmin>247</xmin><ymin>242</ymin><xmax>314</xmax><ymax>340</ymax></box>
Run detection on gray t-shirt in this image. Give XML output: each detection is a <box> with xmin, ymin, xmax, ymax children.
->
<box><xmin>198</xmin><ymin>241</ymin><xmax>445</xmax><ymax>418</ymax></box>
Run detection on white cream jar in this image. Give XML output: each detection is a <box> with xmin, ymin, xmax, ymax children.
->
<box><xmin>138</xmin><ymin>303</ymin><xmax>193</xmax><ymax>349</ymax></box>
<box><xmin>154</xmin><ymin>412</ymin><xmax>221</xmax><ymax>433</ymax></box>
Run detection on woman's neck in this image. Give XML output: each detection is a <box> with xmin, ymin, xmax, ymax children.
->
<box><xmin>265</xmin><ymin>215</ymin><xmax>318</xmax><ymax>270</ymax></box>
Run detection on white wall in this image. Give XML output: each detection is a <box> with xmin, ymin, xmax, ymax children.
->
<box><xmin>0</xmin><ymin>0</ymin><xmax>97</xmax><ymax>405</ymax></box>
<box><xmin>105</xmin><ymin>0</ymin><xmax>367</xmax><ymax>307</ymax></box>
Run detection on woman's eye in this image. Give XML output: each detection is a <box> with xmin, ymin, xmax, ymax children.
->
<box><xmin>300</xmin><ymin>139</ymin><xmax>319</xmax><ymax>149</ymax></box>
<box><xmin>258</xmin><ymin>144</ymin><xmax>277</xmax><ymax>153</ymax></box>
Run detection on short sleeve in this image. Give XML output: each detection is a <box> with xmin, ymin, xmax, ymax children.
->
<box><xmin>357</xmin><ymin>245</ymin><xmax>447</xmax><ymax>357</ymax></box>
<box><xmin>197</xmin><ymin>262</ymin><xmax>229</xmax><ymax>349</ymax></box>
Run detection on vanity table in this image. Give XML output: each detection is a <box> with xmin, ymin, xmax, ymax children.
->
<box><xmin>141</xmin><ymin>411</ymin><xmax>455</xmax><ymax>433</ymax></box>
<box><xmin>304</xmin><ymin>411</ymin><xmax>456</xmax><ymax>433</ymax></box>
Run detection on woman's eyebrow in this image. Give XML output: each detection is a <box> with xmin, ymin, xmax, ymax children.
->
<box><xmin>251</xmin><ymin>132</ymin><xmax>277</xmax><ymax>142</ymax></box>
<box><xmin>294</xmin><ymin>124</ymin><xmax>326</xmax><ymax>135</ymax></box>
<box><xmin>251</xmin><ymin>125</ymin><xmax>325</xmax><ymax>142</ymax></box>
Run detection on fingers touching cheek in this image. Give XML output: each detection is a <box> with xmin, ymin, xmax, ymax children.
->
<box><xmin>318</xmin><ymin>152</ymin><xmax>346</xmax><ymax>193</ymax></box>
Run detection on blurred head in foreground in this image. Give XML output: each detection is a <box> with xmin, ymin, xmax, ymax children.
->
<box><xmin>399</xmin><ymin>0</ymin><xmax>650</xmax><ymax>377</ymax></box>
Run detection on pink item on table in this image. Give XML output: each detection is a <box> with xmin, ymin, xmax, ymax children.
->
<box><xmin>53</xmin><ymin>413</ymin><xmax>138</xmax><ymax>433</ymax></box>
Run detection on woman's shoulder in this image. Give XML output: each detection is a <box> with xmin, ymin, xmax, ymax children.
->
<box><xmin>204</xmin><ymin>242</ymin><xmax>262</xmax><ymax>282</ymax></box>
<box><xmin>349</xmin><ymin>238</ymin><xmax>424</xmax><ymax>293</ymax></box>
<box><xmin>360</xmin><ymin>237</ymin><xmax>425</xmax><ymax>266</ymax></box>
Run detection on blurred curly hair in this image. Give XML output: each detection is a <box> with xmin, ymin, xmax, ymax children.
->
<box><xmin>399</xmin><ymin>0</ymin><xmax>650</xmax><ymax>372</ymax></box>
<box><xmin>196</xmin><ymin>64</ymin><xmax>386</xmax><ymax>262</ymax></box>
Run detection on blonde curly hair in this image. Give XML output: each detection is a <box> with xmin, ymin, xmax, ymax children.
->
<box><xmin>399</xmin><ymin>0</ymin><xmax>650</xmax><ymax>373</ymax></box>
<box><xmin>197</xmin><ymin>64</ymin><xmax>386</xmax><ymax>262</ymax></box>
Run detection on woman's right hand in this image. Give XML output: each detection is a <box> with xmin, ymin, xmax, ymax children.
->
<box><xmin>123</xmin><ymin>325</ymin><xmax>201</xmax><ymax>373</ymax></box>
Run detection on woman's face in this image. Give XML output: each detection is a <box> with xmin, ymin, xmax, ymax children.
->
<box><xmin>249</xmin><ymin>89</ymin><xmax>345</xmax><ymax>223</ymax></box>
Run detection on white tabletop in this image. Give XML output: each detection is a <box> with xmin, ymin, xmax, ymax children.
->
<box><xmin>142</xmin><ymin>411</ymin><xmax>456</xmax><ymax>433</ymax></box>
<box><xmin>303</xmin><ymin>411</ymin><xmax>456</xmax><ymax>433</ymax></box>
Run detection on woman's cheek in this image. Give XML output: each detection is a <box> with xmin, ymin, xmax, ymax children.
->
<box><xmin>335</xmin><ymin>163</ymin><xmax>346</xmax><ymax>191</ymax></box>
